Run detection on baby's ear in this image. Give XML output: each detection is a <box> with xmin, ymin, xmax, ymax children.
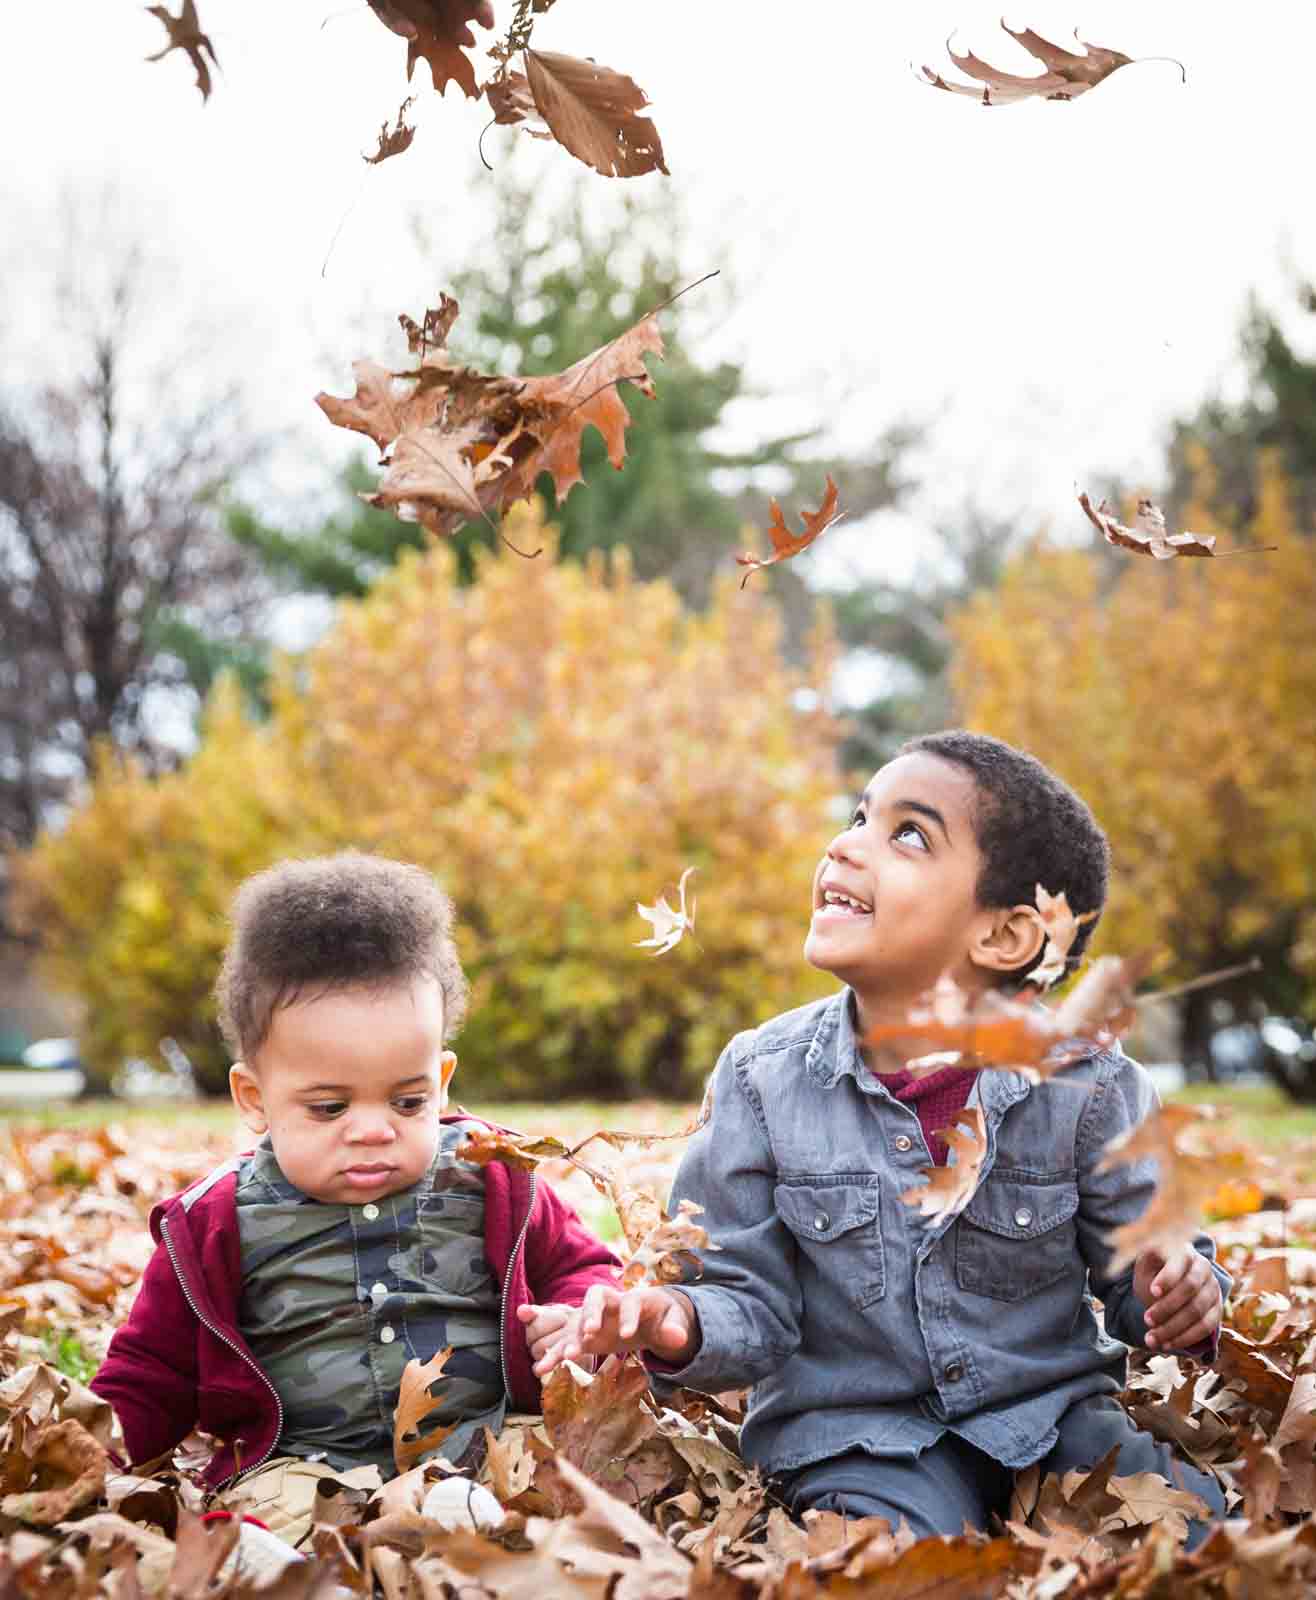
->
<box><xmin>229</xmin><ymin>1060</ymin><xmax>268</xmax><ymax>1135</ymax></box>
<box><xmin>970</xmin><ymin>904</ymin><xmax>1046</xmax><ymax>978</ymax></box>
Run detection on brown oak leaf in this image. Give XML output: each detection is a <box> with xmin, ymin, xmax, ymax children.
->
<box><xmin>1031</xmin><ymin>884</ymin><xmax>1098</xmax><ymax>989</ymax></box>
<box><xmin>145</xmin><ymin>1</ymin><xmax>218</xmax><ymax>102</ymax></box>
<box><xmin>316</xmin><ymin>295</ymin><xmax>663</xmax><ymax>539</ymax></box>
<box><xmin>618</xmin><ymin>1196</ymin><xmax>718</xmax><ymax>1290</ymax></box>
<box><xmin>899</xmin><ymin>1109</ymin><xmax>987</xmax><ymax>1223</ymax></box>
<box><xmin>921</xmin><ymin>24</ymin><xmax>1153</xmax><ymax>107</ymax></box>
<box><xmin>393</xmin><ymin>1346</ymin><xmax>458</xmax><ymax>1472</ymax></box>
<box><xmin>368</xmin><ymin>0</ymin><xmax>494</xmax><ymax>99</ymax></box>
<box><xmin>364</xmin><ymin>98</ymin><xmax>417</xmax><ymax>165</ymax></box>
<box><xmin>0</xmin><ymin>1418</ymin><xmax>108</xmax><ymax>1526</ymax></box>
<box><xmin>736</xmin><ymin>475</ymin><xmax>843</xmax><ymax>586</ymax></box>
<box><xmin>512</xmin><ymin>50</ymin><xmax>669</xmax><ymax>178</ymax></box>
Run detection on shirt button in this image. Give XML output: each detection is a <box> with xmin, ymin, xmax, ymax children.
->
<box><xmin>362</xmin><ymin>1203</ymin><xmax>380</xmax><ymax>1221</ymax></box>
<box><xmin>379</xmin><ymin>1325</ymin><xmax>396</xmax><ymax>1344</ymax></box>
<box><xmin>894</xmin><ymin>1135</ymin><xmax>913</xmax><ymax>1153</ymax></box>
<box><xmin>1014</xmin><ymin>1208</ymin><xmax>1033</xmax><ymax>1228</ymax></box>
<box><xmin>371</xmin><ymin>1282</ymin><xmax>389</xmax><ymax>1300</ymax></box>
<box><xmin>814</xmin><ymin>1212</ymin><xmax>830</xmax><ymax>1231</ymax></box>
<box><xmin>945</xmin><ymin>1361</ymin><xmax>964</xmax><ymax>1383</ymax></box>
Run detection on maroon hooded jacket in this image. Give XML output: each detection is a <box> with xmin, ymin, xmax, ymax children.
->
<box><xmin>91</xmin><ymin>1117</ymin><xmax>620</xmax><ymax>1489</ymax></box>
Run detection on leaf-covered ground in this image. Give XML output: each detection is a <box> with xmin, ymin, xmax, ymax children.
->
<box><xmin>3</xmin><ymin>1109</ymin><xmax>1316</xmax><ymax>1598</ymax></box>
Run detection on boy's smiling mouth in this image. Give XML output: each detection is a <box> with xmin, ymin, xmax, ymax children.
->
<box><xmin>815</xmin><ymin>879</ymin><xmax>873</xmax><ymax>920</ymax></box>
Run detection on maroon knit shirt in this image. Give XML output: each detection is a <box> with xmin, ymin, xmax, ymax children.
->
<box><xmin>871</xmin><ymin>1063</ymin><xmax>979</xmax><ymax>1163</ymax></box>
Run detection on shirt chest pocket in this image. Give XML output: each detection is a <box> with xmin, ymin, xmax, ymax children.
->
<box><xmin>954</xmin><ymin>1174</ymin><xmax>1080</xmax><ymax>1303</ymax></box>
<box><xmin>774</xmin><ymin>1180</ymin><xmax>885</xmax><ymax>1310</ymax></box>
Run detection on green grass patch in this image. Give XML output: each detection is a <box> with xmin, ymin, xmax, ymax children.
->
<box><xmin>1168</xmin><ymin>1080</ymin><xmax>1316</xmax><ymax>1147</ymax></box>
<box><xmin>39</xmin><ymin>1330</ymin><xmax>99</xmax><ymax>1386</ymax></box>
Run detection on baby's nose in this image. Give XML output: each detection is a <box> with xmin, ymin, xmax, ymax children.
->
<box><xmin>346</xmin><ymin>1111</ymin><xmax>397</xmax><ymax>1143</ymax></box>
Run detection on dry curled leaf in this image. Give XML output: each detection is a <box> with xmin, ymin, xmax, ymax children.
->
<box><xmin>144</xmin><ymin>0</ymin><xmax>217</xmax><ymax>102</ymax></box>
<box><xmin>635</xmin><ymin>868</ymin><xmax>696</xmax><ymax>956</ymax></box>
<box><xmin>619</xmin><ymin>1197</ymin><xmax>719</xmax><ymax>1290</ymax></box>
<box><xmin>920</xmin><ymin>23</ymin><xmax>1161</xmax><ymax>107</ymax></box>
<box><xmin>899</xmin><ymin>1109</ymin><xmax>987</xmax><ymax>1223</ymax></box>
<box><xmin>393</xmin><ymin>1346</ymin><xmax>457</xmax><ymax>1472</ymax></box>
<box><xmin>1031</xmin><ymin>884</ymin><xmax>1098</xmax><ymax>990</ymax></box>
<box><xmin>368</xmin><ymin>0</ymin><xmax>494</xmax><ymax>99</ymax></box>
<box><xmin>364</xmin><ymin>98</ymin><xmax>417</xmax><ymax>165</ymax></box>
<box><xmin>736</xmin><ymin>475</ymin><xmax>842</xmax><ymax>586</ymax></box>
<box><xmin>0</xmin><ymin>1418</ymin><xmax>108</xmax><ymax>1526</ymax></box>
<box><xmin>1080</xmin><ymin>492</ymin><xmax>1217</xmax><ymax>560</ymax></box>
<box><xmin>316</xmin><ymin>294</ymin><xmax>663</xmax><ymax>540</ymax></box>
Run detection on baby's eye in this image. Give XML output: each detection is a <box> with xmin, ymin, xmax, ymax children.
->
<box><xmin>393</xmin><ymin>1095</ymin><xmax>430</xmax><ymax>1115</ymax></box>
<box><xmin>308</xmin><ymin>1101</ymin><xmax>348</xmax><ymax>1120</ymax></box>
<box><xmin>893</xmin><ymin>820</ymin><xmax>929</xmax><ymax>850</ymax></box>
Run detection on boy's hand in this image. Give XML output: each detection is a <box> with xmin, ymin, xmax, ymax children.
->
<box><xmin>561</xmin><ymin>1284</ymin><xmax>700</xmax><ymax>1368</ymax></box>
<box><xmin>1134</xmin><ymin>1245</ymin><xmax>1223</xmax><ymax>1351</ymax></box>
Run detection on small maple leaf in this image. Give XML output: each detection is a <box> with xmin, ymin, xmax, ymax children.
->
<box><xmin>900</xmin><ymin>1109</ymin><xmax>987</xmax><ymax>1222</ymax></box>
<box><xmin>1031</xmin><ymin>884</ymin><xmax>1098</xmax><ymax>989</ymax></box>
<box><xmin>737</xmin><ymin>476</ymin><xmax>843</xmax><ymax>586</ymax></box>
<box><xmin>145</xmin><ymin>1</ymin><xmax>218</xmax><ymax>102</ymax></box>
<box><xmin>920</xmin><ymin>24</ymin><xmax>1169</xmax><ymax>107</ymax></box>
<box><xmin>393</xmin><ymin>1346</ymin><xmax>458</xmax><ymax>1472</ymax></box>
<box><xmin>635</xmin><ymin>867</ymin><xmax>696</xmax><ymax>955</ymax></box>
<box><xmin>364</xmin><ymin>98</ymin><xmax>417</xmax><ymax>165</ymax></box>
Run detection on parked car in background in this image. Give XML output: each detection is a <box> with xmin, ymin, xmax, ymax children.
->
<box><xmin>1208</xmin><ymin>1014</ymin><xmax>1316</xmax><ymax>1101</ymax></box>
<box><xmin>0</xmin><ymin>1037</ymin><xmax>86</xmax><ymax>1103</ymax></box>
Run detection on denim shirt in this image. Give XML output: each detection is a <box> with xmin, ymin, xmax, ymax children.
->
<box><xmin>660</xmin><ymin>990</ymin><xmax>1230</xmax><ymax>1475</ymax></box>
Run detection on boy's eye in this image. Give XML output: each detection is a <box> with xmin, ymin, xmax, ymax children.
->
<box><xmin>308</xmin><ymin>1101</ymin><xmax>348</xmax><ymax>1119</ymax></box>
<box><xmin>850</xmin><ymin>807</ymin><xmax>867</xmax><ymax>827</ymax></box>
<box><xmin>893</xmin><ymin>820</ymin><xmax>929</xmax><ymax>850</ymax></box>
<box><xmin>393</xmin><ymin>1095</ymin><xmax>430</xmax><ymax>1115</ymax></box>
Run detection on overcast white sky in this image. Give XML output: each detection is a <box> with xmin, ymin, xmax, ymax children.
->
<box><xmin>3</xmin><ymin>1</ymin><xmax>1315</xmax><ymax>595</ymax></box>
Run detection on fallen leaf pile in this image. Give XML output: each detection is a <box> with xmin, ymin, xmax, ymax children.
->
<box><xmin>316</xmin><ymin>293</ymin><xmax>663</xmax><ymax>541</ymax></box>
<box><xmin>2</xmin><ymin>1108</ymin><xmax>1315</xmax><ymax>1596</ymax></box>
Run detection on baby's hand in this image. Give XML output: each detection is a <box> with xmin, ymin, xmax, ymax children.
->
<box><xmin>517</xmin><ymin>1303</ymin><xmax>583</xmax><ymax>1378</ymax></box>
<box><xmin>561</xmin><ymin>1283</ymin><xmax>700</xmax><ymax>1368</ymax></box>
<box><xmin>1134</xmin><ymin>1245</ymin><xmax>1223</xmax><ymax>1351</ymax></box>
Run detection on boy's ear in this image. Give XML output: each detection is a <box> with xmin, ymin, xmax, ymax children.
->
<box><xmin>229</xmin><ymin>1060</ymin><xmax>269</xmax><ymax>1135</ymax></box>
<box><xmin>969</xmin><ymin>904</ymin><xmax>1046</xmax><ymax>978</ymax></box>
<box><xmin>439</xmin><ymin>1051</ymin><xmax>458</xmax><ymax>1094</ymax></box>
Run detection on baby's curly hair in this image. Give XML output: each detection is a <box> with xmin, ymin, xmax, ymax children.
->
<box><xmin>899</xmin><ymin>731</ymin><xmax>1110</xmax><ymax>988</ymax></box>
<box><xmin>215</xmin><ymin>852</ymin><xmax>468</xmax><ymax>1061</ymax></box>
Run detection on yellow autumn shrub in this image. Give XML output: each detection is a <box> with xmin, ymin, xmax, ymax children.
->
<box><xmin>16</xmin><ymin>502</ymin><xmax>843</xmax><ymax>1095</ymax></box>
<box><xmin>950</xmin><ymin>456</ymin><xmax>1316</xmax><ymax>1012</ymax></box>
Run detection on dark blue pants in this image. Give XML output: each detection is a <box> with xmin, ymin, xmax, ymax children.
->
<box><xmin>780</xmin><ymin>1396</ymin><xmax>1226</xmax><ymax>1550</ymax></box>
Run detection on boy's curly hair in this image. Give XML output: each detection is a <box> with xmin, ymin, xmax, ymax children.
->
<box><xmin>215</xmin><ymin>852</ymin><xmax>469</xmax><ymax>1061</ymax></box>
<box><xmin>899</xmin><ymin>731</ymin><xmax>1110</xmax><ymax>988</ymax></box>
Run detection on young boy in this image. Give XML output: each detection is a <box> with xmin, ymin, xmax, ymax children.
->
<box><xmin>92</xmin><ymin>851</ymin><xmax>619</xmax><ymax>1544</ymax></box>
<box><xmin>542</xmin><ymin>732</ymin><xmax>1230</xmax><ymax>1543</ymax></box>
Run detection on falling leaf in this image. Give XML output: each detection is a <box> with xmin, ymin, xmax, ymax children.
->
<box><xmin>393</xmin><ymin>1346</ymin><xmax>458</xmax><ymax>1472</ymax></box>
<box><xmin>486</xmin><ymin>71</ymin><xmax>552</xmax><ymax>136</ymax></box>
<box><xmin>920</xmin><ymin>24</ymin><xmax>1158</xmax><ymax>107</ymax></box>
<box><xmin>368</xmin><ymin>0</ymin><xmax>494</xmax><ymax>99</ymax></box>
<box><xmin>1031</xmin><ymin>884</ymin><xmax>1098</xmax><ymax>989</ymax></box>
<box><xmin>493</xmin><ymin>51</ymin><xmax>669</xmax><ymax>178</ymax></box>
<box><xmin>900</xmin><ymin>1109</ymin><xmax>987</xmax><ymax>1222</ymax></box>
<box><xmin>364</xmin><ymin>98</ymin><xmax>417</xmax><ymax>165</ymax></box>
<box><xmin>144</xmin><ymin>1</ymin><xmax>217</xmax><ymax>102</ymax></box>
<box><xmin>1098</xmin><ymin>1105</ymin><xmax>1260</xmax><ymax>1274</ymax></box>
<box><xmin>317</xmin><ymin>294</ymin><xmax>664</xmax><ymax>540</ymax></box>
<box><xmin>736</xmin><ymin>476</ymin><xmax>843</xmax><ymax>586</ymax></box>
<box><xmin>1080</xmin><ymin>492</ymin><xmax>1217</xmax><ymax>560</ymax></box>
<box><xmin>635</xmin><ymin>867</ymin><xmax>697</xmax><ymax>956</ymax></box>
<box><xmin>618</xmin><ymin>1197</ymin><xmax>719</xmax><ymax>1289</ymax></box>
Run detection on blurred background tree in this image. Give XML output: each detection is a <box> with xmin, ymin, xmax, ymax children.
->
<box><xmin>14</xmin><ymin>501</ymin><xmax>842</xmax><ymax>1096</ymax></box>
<box><xmin>951</xmin><ymin>455</ymin><xmax>1316</xmax><ymax>1073</ymax></box>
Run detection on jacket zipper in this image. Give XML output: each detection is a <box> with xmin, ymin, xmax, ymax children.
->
<box><xmin>499</xmin><ymin>1171</ymin><xmax>537</xmax><ymax>1406</ymax></box>
<box><xmin>160</xmin><ymin>1215</ymin><xmax>284</xmax><ymax>1490</ymax></box>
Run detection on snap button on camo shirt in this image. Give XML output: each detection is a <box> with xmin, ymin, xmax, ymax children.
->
<box><xmin>235</xmin><ymin>1119</ymin><xmax>504</xmax><ymax>1473</ymax></box>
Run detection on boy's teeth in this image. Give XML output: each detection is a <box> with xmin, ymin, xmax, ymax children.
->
<box><xmin>824</xmin><ymin>890</ymin><xmax>870</xmax><ymax>912</ymax></box>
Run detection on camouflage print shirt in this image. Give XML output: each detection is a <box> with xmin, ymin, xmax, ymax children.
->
<box><xmin>235</xmin><ymin>1120</ymin><xmax>504</xmax><ymax>1474</ymax></box>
